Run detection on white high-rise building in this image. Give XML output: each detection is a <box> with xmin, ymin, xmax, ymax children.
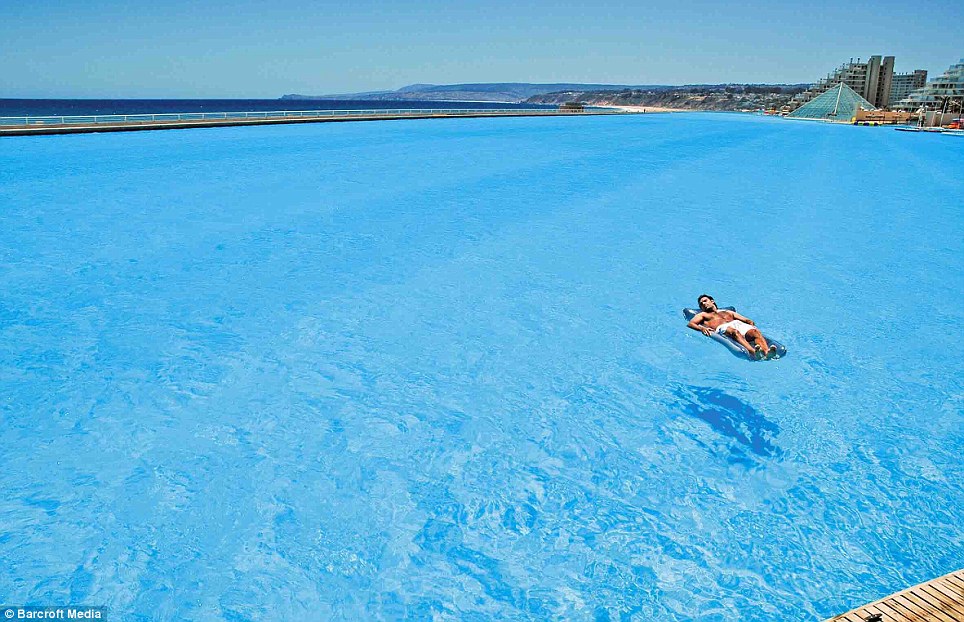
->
<box><xmin>895</xmin><ymin>59</ymin><xmax>964</xmax><ymax>112</ymax></box>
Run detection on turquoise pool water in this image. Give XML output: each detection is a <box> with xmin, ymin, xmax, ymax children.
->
<box><xmin>1</xmin><ymin>114</ymin><xmax>962</xmax><ymax>620</ymax></box>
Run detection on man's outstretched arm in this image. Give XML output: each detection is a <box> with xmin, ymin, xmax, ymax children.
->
<box><xmin>731</xmin><ymin>311</ymin><xmax>755</xmax><ymax>325</ymax></box>
<box><xmin>687</xmin><ymin>313</ymin><xmax>713</xmax><ymax>336</ymax></box>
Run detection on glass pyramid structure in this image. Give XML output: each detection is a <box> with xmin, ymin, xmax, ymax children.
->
<box><xmin>786</xmin><ymin>82</ymin><xmax>877</xmax><ymax>121</ymax></box>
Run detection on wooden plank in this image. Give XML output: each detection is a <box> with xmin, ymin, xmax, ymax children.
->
<box><xmin>824</xmin><ymin>570</ymin><xmax>964</xmax><ymax>622</ymax></box>
<box><xmin>877</xmin><ymin>599</ymin><xmax>928</xmax><ymax>622</ymax></box>
<box><xmin>894</xmin><ymin>593</ymin><xmax>952</xmax><ymax>622</ymax></box>
<box><xmin>947</xmin><ymin>579</ymin><xmax>964</xmax><ymax>594</ymax></box>
<box><xmin>899</xmin><ymin>593</ymin><xmax>956</xmax><ymax>622</ymax></box>
<box><xmin>918</xmin><ymin>584</ymin><xmax>964</xmax><ymax>617</ymax></box>
<box><xmin>935</xmin><ymin>573</ymin><xmax>964</xmax><ymax>588</ymax></box>
<box><xmin>920</xmin><ymin>589</ymin><xmax>964</xmax><ymax>622</ymax></box>
<box><xmin>852</xmin><ymin>608</ymin><xmax>884</xmax><ymax>622</ymax></box>
<box><xmin>924</xmin><ymin>584</ymin><xmax>964</xmax><ymax>622</ymax></box>
<box><xmin>930</xmin><ymin>578</ymin><xmax>964</xmax><ymax>600</ymax></box>
<box><xmin>867</xmin><ymin>601</ymin><xmax>913</xmax><ymax>622</ymax></box>
<box><xmin>865</xmin><ymin>603</ymin><xmax>898</xmax><ymax>621</ymax></box>
<box><xmin>939</xmin><ymin>575</ymin><xmax>964</xmax><ymax>592</ymax></box>
<box><xmin>901</xmin><ymin>591</ymin><xmax>958</xmax><ymax>622</ymax></box>
<box><xmin>921</xmin><ymin>582</ymin><xmax>963</xmax><ymax>608</ymax></box>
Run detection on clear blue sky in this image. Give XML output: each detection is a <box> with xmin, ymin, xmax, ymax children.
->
<box><xmin>1</xmin><ymin>0</ymin><xmax>961</xmax><ymax>98</ymax></box>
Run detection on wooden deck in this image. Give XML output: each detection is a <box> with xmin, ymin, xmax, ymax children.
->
<box><xmin>826</xmin><ymin>569</ymin><xmax>964</xmax><ymax>622</ymax></box>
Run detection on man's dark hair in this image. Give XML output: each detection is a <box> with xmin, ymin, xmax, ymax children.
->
<box><xmin>698</xmin><ymin>294</ymin><xmax>714</xmax><ymax>306</ymax></box>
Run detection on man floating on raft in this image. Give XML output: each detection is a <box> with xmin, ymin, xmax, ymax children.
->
<box><xmin>686</xmin><ymin>294</ymin><xmax>778</xmax><ymax>360</ymax></box>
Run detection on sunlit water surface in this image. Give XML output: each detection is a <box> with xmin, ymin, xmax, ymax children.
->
<box><xmin>1</xmin><ymin>114</ymin><xmax>962</xmax><ymax>621</ymax></box>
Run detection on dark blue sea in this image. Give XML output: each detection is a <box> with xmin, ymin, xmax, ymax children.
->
<box><xmin>0</xmin><ymin>98</ymin><xmax>550</xmax><ymax>117</ymax></box>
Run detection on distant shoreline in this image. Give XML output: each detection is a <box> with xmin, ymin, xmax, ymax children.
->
<box><xmin>591</xmin><ymin>104</ymin><xmax>689</xmax><ymax>113</ymax></box>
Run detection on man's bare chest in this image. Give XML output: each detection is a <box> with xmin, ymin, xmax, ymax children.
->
<box><xmin>706</xmin><ymin>311</ymin><xmax>736</xmax><ymax>327</ymax></box>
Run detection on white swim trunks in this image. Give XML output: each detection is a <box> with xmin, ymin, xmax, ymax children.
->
<box><xmin>716</xmin><ymin>320</ymin><xmax>755</xmax><ymax>337</ymax></box>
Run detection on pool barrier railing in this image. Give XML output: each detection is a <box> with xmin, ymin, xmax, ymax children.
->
<box><xmin>0</xmin><ymin>106</ymin><xmax>630</xmax><ymax>136</ymax></box>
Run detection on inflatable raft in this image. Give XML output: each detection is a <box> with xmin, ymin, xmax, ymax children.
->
<box><xmin>683</xmin><ymin>307</ymin><xmax>787</xmax><ymax>361</ymax></box>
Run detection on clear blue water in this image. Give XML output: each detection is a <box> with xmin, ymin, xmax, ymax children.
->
<box><xmin>1</xmin><ymin>114</ymin><xmax>962</xmax><ymax>621</ymax></box>
<box><xmin>0</xmin><ymin>99</ymin><xmax>552</xmax><ymax>118</ymax></box>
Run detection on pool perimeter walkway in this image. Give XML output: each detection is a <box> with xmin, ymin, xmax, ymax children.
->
<box><xmin>825</xmin><ymin>569</ymin><xmax>964</xmax><ymax>622</ymax></box>
<box><xmin>0</xmin><ymin>108</ymin><xmax>627</xmax><ymax>137</ymax></box>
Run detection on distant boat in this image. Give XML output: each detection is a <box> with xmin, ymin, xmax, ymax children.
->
<box><xmin>894</xmin><ymin>126</ymin><xmax>945</xmax><ymax>133</ymax></box>
<box><xmin>893</xmin><ymin>126</ymin><xmax>943</xmax><ymax>133</ymax></box>
<box><xmin>893</xmin><ymin>106</ymin><xmax>949</xmax><ymax>132</ymax></box>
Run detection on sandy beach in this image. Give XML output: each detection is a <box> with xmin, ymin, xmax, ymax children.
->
<box><xmin>594</xmin><ymin>104</ymin><xmax>689</xmax><ymax>113</ymax></box>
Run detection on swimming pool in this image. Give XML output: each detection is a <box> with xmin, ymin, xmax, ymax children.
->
<box><xmin>1</xmin><ymin>113</ymin><xmax>962</xmax><ymax>620</ymax></box>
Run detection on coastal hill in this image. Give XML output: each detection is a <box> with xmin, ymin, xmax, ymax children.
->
<box><xmin>282</xmin><ymin>82</ymin><xmax>810</xmax><ymax>110</ymax></box>
<box><xmin>526</xmin><ymin>84</ymin><xmax>809</xmax><ymax>111</ymax></box>
<box><xmin>282</xmin><ymin>82</ymin><xmax>669</xmax><ymax>103</ymax></box>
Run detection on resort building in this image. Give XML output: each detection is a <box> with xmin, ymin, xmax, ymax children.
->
<box><xmin>890</xmin><ymin>70</ymin><xmax>928</xmax><ymax>103</ymax></box>
<box><xmin>894</xmin><ymin>58</ymin><xmax>964</xmax><ymax>114</ymax></box>
<box><xmin>852</xmin><ymin>108</ymin><xmax>914</xmax><ymax>125</ymax></box>
<box><xmin>794</xmin><ymin>56</ymin><xmax>895</xmax><ymax>109</ymax></box>
<box><xmin>793</xmin><ymin>56</ymin><xmax>932</xmax><ymax>111</ymax></box>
